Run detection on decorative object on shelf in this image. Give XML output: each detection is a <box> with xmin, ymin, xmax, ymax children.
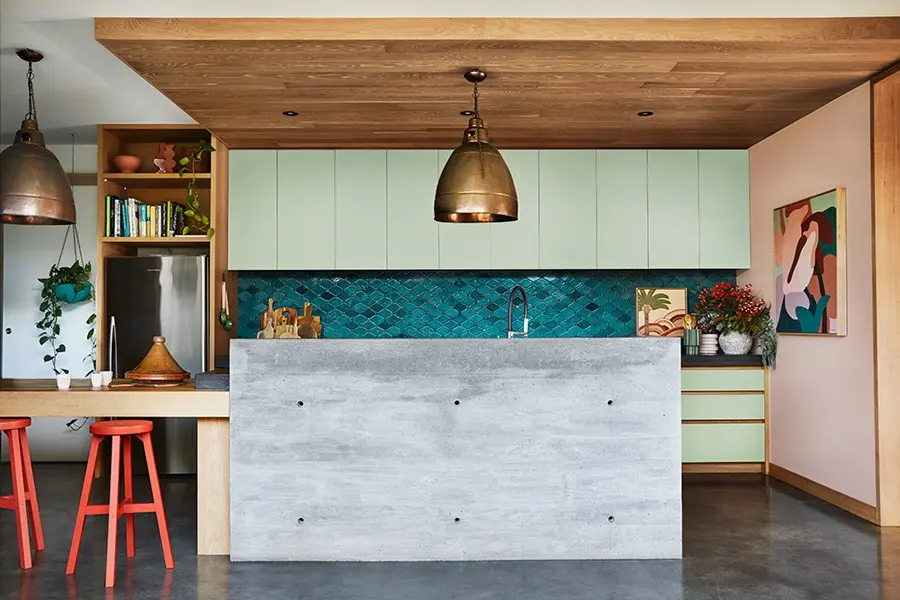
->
<box><xmin>220</xmin><ymin>275</ymin><xmax>233</xmax><ymax>332</ymax></box>
<box><xmin>683</xmin><ymin>329</ymin><xmax>700</xmax><ymax>355</ymax></box>
<box><xmin>100</xmin><ymin>370</ymin><xmax>113</xmax><ymax>386</ymax></box>
<box><xmin>177</xmin><ymin>140</ymin><xmax>215</xmax><ymax>237</ymax></box>
<box><xmin>36</xmin><ymin>225</ymin><xmax>95</xmax><ymax>375</ymax></box>
<box><xmin>124</xmin><ymin>336</ymin><xmax>190</xmax><ymax>385</ymax></box>
<box><xmin>112</xmin><ymin>155</ymin><xmax>141</xmax><ymax>173</ymax></box>
<box><xmin>56</xmin><ymin>372</ymin><xmax>71</xmax><ymax>390</ymax></box>
<box><xmin>90</xmin><ymin>372</ymin><xmax>103</xmax><ymax>389</ymax></box>
<box><xmin>0</xmin><ymin>49</ymin><xmax>76</xmax><ymax>225</ymax></box>
<box><xmin>774</xmin><ymin>187</ymin><xmax>847</xmax><ymax>335</ymax></box>
<box><xmin>693</xmin><ymin>282</ymin><xmax>776</xmax><ymax>364</ymax></box>
<box><xmin>683</xmin><ymin>313</ymin><xmax>697</xmax><ymax>330</ymax></box>
<box><xmin>719</xmin><ymin>331</ymin><xmax>753</xmax><ymax>355</ymax></box>
<box><xmin>435</xmin><ymin>68</ymin><xmax>517</xmax><ymax>223</ymax></box>
<box><xmin>699</xmin><ymin>333</ymin><xmax>719</xmax><ymax>356</ymax></box>
<box><xmin>635</xmin><ymin>287</ymin><xmax>687</xmax><ymax>337</ymax></box>
<box><xmin>155</xmin><ymin>143</ymin><xmax>176</xmax><ymax>173</ymax></box>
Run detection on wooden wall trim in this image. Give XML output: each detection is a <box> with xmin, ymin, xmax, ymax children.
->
<box><xmin>873</xmin><ymin>69</ymin><xmax>900</xmax><ymax>527</ymax></box>
<box><xmin>95</xmin><ymin>17</ymin><xmax>900</xmax><ymax>43</ymax></box>
<box><xmin>683</xmin><ymin>463</ymin><xmax>764</xmax><ymax>474</ymax></box>
<box><xmin>769</xmin><ymin>463</ymin><xmax>878</xmax><ymax>524</ymax></box>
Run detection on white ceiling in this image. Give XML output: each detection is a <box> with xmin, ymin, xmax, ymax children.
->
<box><xmin>2</xmin><ymin>0</ymin><xmax>898</xmax><ymax>144</ymax></box>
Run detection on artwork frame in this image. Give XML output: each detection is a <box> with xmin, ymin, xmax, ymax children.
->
<box><xmin>635</xmin><ymin>287</ymin><xmax>688</xmax><ymax>337</ymax></box>
<box><xmin>773</xmin><ymin>187</ymin><xmax>847</xmax><ymax>336</ymax></box>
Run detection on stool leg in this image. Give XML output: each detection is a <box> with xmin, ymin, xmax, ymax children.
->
<box><xmin>123</xmin><ymin>435</ymin><xmax>135</xmax><ymax>558</ymax></box>
<box><xmin>7</xmin><ymin>429</ymin><xmax>32</xmax><ymax>570</ymax></box>
<box><xmin>140</xmin><ymin>432</ymin><xmax>174</xmax><ymax>570</ymax></box>
<box><xmin>66</xmin><ymin>435</ymin><xmax>101</xmax><ymax>575</ymax></box>
<box><xmin>19</xmin><ymin>428</ymin><xmax>45</xmax><ymax>551</ymax></box>
<box><xmin>105</xmin><ymin>435</ymin><xmax>122</xmax><ymax>588</ymax></box>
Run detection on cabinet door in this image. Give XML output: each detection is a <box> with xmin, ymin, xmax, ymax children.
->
<box><xmin>648</xmin><ymin>150</ymin><xmax>699</xmax><ymax>268</ymax></box>
<box><xmin>277</xmin><ymin>151</ymin><xmax>335</xmax><ymax>270</ymax></box>
<box><xmin>228</xmin><ymin>150</ymin><xmax>276</xmax><ymax>270</ymax></box>
<box><xmin>387</xmin><ymin>151</ymin><xmax>439</xmax><ymax>269</ymax></box>
<box><xmin>335</xmin><ymin>151</ymin><xmax>387</xmax><ymax>269</ymax></box>
<box><xmin>596</xmin><ymin>150</ymin><xmax>648</xmax><ymax>268</ymax></box>
<box><xmin>699</xmin><ymin>150</ymin><xmax>750</xmax><ymax>269</ymax></box>
<box><xmin>437</xmin><ymin>150</ymin><xmax>491</xmax><ymax>270</ymax></box>
<box><xmin>490</xmin><ymin>150</ymin><xmax>539</xmax><ymax>269</ymax></box>
<box><xmin>539</xmin><ymin>150</ymin><xmax>597</xmax><ymax>269</ymax></box>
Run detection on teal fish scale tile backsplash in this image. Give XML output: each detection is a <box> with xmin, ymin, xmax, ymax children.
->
<box><xmin>237</xmin><ymin>270</ymin><xmax>735</xmax><ymax>339</ymax></box>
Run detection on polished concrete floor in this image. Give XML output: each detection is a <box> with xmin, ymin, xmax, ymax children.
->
<box><xmin>0</xmin><ymin>465</ymin><xmax>896</xmax><ymax>599</ymax></box>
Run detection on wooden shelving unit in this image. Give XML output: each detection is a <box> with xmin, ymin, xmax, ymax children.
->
<box><xmin>96</xmin><ymin>124</ymin><xmax>234</xmax><ymax>371</ymax></box>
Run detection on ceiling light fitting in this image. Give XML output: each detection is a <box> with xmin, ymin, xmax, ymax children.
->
<box><xmin>434</xmin><ymin>69</ymin><xmax>518</xmax><ymax>223</ymax></box>
<box><xmin>282</xmin><ymin>110</ymin><xmax>299</xmax><ymax>117</ymax></box>
<box><xmin>0</xmin><ymin>50</ymin><xmax>76</xmax><ymax>225</ymax></box>
<box><xmin>637</xmin><ymin>111</ymin><xmax>654</xmax><ymax>117</ymax></box>
<box><xmin>0</xmin><ymin>49</ymin><xmax>76</xmax><ymax>225</ymax></box>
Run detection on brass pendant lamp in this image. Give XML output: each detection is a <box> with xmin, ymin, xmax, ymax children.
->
<box><xmin>434</xmin><ymin>69</ymin><xmax>517</xmax><ymax>223</ymax></box>
<box><xmin>0</xmin><ymin>49</ymin><xmax>76</xmax><ymax>225</ymax></box>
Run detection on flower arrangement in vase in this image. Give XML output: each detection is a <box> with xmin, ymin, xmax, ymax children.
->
<box><xmin>693</xmin><ymin>282</ymin><xmax>777</xmax><ymax>365</ymax></box>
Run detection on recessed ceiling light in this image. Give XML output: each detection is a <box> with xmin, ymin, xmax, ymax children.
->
<box><xmin>637</xmin><ymin>111</ymin><xmax>654</xmax><ymax>117</ymax></box>
<box><xmin>460</xmin><ymin>110</ymin><xmax>476</xmax><ymax>116</ymax></box>
<box><xmin>282</xmin><ymin>110</ymin><xmax>299</xmax><ymax>117</ymax></box>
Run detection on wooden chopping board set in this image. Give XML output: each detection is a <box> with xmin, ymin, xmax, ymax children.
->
<box><xmin>258</xmin><ymin>298</ymin><xmax>322</xmax><ymax>339</ymax></box>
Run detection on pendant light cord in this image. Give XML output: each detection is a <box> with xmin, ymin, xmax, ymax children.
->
<box><xmin>472</xmin><ymin>81</ymin><xmax>485</xmax><ymax>179</ymax></box>
<box><xmin>25</xmin><ymin>61</ymin><xmax>37</xmax><ymax>121</ymax></box>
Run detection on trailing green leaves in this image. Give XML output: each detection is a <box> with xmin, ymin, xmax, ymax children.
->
<box><xmin>37</xmin><ymin>261</ymin><xmax>95</xmax><ymax>375</ymax></box>
<box><xmin>177</xmin><ymin>139</ymin><xmax>216</xmax><ymax>238</ymax></box>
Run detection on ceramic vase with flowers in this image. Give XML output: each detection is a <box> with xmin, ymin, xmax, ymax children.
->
<box><xmin>693</xmin><ymin>283</ymin><xmax>777</xmax><ymax>365</ymax></box>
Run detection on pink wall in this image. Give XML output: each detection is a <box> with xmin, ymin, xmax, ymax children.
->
<box><xmin>740</xmin><ymin>83</ymin><xmax>875</xmax><ymax>505</ymax></box>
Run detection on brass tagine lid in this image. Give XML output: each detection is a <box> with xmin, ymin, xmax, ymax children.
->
<box><xmin>125</xmin><ymin>336</ymin><xmax>190</xmax><ymax>384</ymax></box>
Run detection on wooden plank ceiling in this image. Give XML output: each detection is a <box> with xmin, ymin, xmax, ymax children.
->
<box><xmin>95</xmin><ymin>18</ymin><xmax>900</xmax><ymax>149</ymax></box>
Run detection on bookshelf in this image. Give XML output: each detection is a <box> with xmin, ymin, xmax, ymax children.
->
<box><xmin>95</xmin><ymin>124</ymin><xmax>234</xmax><ymax>371</ymax></box>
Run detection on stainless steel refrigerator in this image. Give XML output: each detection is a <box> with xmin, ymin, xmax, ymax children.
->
<box><xmin>105</xmin><ymin>255</ymin><xmax>208</xmax><ymax>474</ymax></box>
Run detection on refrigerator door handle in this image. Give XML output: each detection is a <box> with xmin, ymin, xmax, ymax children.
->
<box><xmin>200</xmin><ymin>255</ymin><xmax>208</xmax><ymax>372</ymax></box>
<box><xmin>108</xmin><ymin>316</ymin><xmax>118</xmax><ymax>378</ymax></box>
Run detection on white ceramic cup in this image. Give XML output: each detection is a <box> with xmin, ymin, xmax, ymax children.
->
<box><xmin>56</xmin><ymin>373</ymin><xmax>72</xmax><ymax>391</ymax></box>
<box><xmin>90</xmin><ymin>373</ymin><xmax>103</xmax><ymax>389</ymax></box>
<box><xmin>101</xmin><ymin>370</ymin><xmax>113</xmax><ymax>387</ymax></box>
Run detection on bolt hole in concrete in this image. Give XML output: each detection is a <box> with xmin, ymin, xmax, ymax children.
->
<box><xmin>454</xmin><ymin>400</ymin><xmax>460</xmax><ymax>405</ymax></box>
<box><xmin>297</xmin><ymin>517</ymin><xmax>304</xmax><ymax>524</ymax></box>
<box><xmin>607</xmin><ymin>400</ymin><xmax>614</xmax><ymax>406</ymax></box>
<box><xmin>297</xmin><ymin>401</ymin><xmax>304</xmax><ymax>406</ymax></box>
<box><xmin>454</xmin><ymin>518</ymin><xmax>461</xmax><ymax>523</ymax></box>
<box><xmin>608</xmin><ymin>516</ymin><xmax>615</xmax><ymax>523</ymax></box>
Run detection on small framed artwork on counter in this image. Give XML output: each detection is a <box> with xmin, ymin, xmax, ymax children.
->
<box><xmin>635</xmin><ymin>287</ymin><xmax>688</xmax><ymax>337</ymax></box>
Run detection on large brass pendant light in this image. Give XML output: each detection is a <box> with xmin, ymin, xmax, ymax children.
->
<box><xmin>434</xmin><ymin>69</ymin><xmax>517</xmax><ymax>223</ymax></box>
<box><xmin>0</xmin><ymin>49</ymin><xmax>76</xmax><ymax>225</ymax></box>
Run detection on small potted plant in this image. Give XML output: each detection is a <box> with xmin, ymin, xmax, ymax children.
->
<box><xmin>693</xmin><ymin>282</ymin><xmax>775</xmax><ymax>364</ymax></box>
<box><xmin>177</xmin><ymin>140</ymin><xmax>215</xmax><ymax>237</ymax></box>
<box><xmin>37</xmin><ymin>261</ymin><xmax>94</xmax><ymax>381</ymax></box>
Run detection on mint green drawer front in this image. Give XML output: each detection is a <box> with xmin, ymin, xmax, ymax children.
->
<box><xmin>681</xmin><ymin>369</ymin><xmax>764</xmax><ymax>392</ymax></box>
<box><xmin>683</xmin><ymin>423</ymin><xmax>765</xmax><ymax>463</ymax></box>
<box><xmin>682</xmin><ymin>394</ymin><xmax>765</xmax><ymax>421</ymax></box>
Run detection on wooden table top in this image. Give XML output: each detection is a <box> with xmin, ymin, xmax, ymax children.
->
<box><xmin>0</xmin><ymin>379</ymin><xmax>229</xmax><ymax>418</ymax></box>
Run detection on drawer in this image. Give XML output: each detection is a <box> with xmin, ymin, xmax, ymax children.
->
<box><xmin>682</xmin><ymin>423</ymin><xmax>765</xmax><ymax>463</ymax></box>
<box><xmin>682</xmin><ymin>394</ymin><xmax>765</xmax><ymax>421</ymax></box>
<box><xmin>681</xmin><ymin>368</ymin><xmax>764</xmax><ymax>392</ymax></box>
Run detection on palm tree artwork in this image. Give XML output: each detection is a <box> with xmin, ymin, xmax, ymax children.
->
<box><xmin>635</xmin><ymin>288</ymin><xmax>687</xmax><ymax>337</ymax></box>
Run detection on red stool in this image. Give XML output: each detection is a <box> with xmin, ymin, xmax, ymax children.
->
<box><xmin>0</xmin><ymin>417</ymin><xmax>44</xmax><ymax>569</ymax></box>
<box><xmin>66</xmin><ymin>420</ymin><xmax>174</xmax><ymax>588</ymax></box>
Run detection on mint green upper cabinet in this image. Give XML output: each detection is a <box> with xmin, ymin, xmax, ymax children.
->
<box><xmin>648</xmin><ymin>150</ymin><xmax>699</xmax><ymax>269</ymax></box>
<box><xmin>437</xmin><ymin>150</ymin><xmax>491</xmax><ymax>269</ymax></box>
<box><xmin>596</xmin><ymin>151</ymin><xmax>648</xmax><ymax>268</ymax></box>
<box><xmin>539</xmin><ymin>150</ymin><xmax>597</xmax><ymax>269</ymax></box>
<box><xmin>387</xmin><ymin>151</ymin><xmax>439</xmax><ymax>269</ymax></box>
<box><xmin>335</xmin><ymin>151</ymin><xmax>387</xmax><ymax>269</ymax></box>
<box><xmin>276</xmin><ymin>151</ymin><xmax>335</xmax><ymax>270</ymax></box>
<box><xmin>699</xmin><ymin>150</ymin><xmax>750</xmax><ymax>269</ymax></box>
<box><xmin>229</xmin><ymin>150</ymin><xmax>277</xmax><ymax>270</ymax></box>
<box><xmin>491</xmin><ymin>150</ymin><xmax>539</xmax><ymax>269</ymax></box>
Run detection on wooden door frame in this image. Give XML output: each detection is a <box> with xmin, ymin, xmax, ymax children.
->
<box><xmin>873</xmin><ymin>62</ymin><xmax>900</xmax><ymax>526</ymax></box>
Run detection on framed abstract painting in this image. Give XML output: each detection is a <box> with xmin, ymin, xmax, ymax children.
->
<box><xmin>773</xmin><ymin>187</ymin><xmax>847</xmax><ymax>335</ymax></box>
<box><xmin>635</xmin><ymin>288</ymin><xmax>687</xmax><ymax>337</ymax></box>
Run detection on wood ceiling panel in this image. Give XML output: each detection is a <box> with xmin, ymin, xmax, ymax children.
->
<box><xmin>95</xmin><ymin>17</ymin><xmax>900</xmax><ymax>149</ymax></box>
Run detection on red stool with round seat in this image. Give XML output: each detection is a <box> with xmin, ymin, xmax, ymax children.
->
<box><xmin>0</xmin><ymin>417</ymin><xmax>44</xmax><ymax>570</ymax></box>
<box><xmin>66</xmin><ymin>419</ymin><xmax>174</xmax><ymax>588</ymax></box>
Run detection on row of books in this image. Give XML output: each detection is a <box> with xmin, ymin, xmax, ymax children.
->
<box><xmin>104</xmin><ymin>196</ymin><xmax>188</xmax><ymax>238</ymax></box>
